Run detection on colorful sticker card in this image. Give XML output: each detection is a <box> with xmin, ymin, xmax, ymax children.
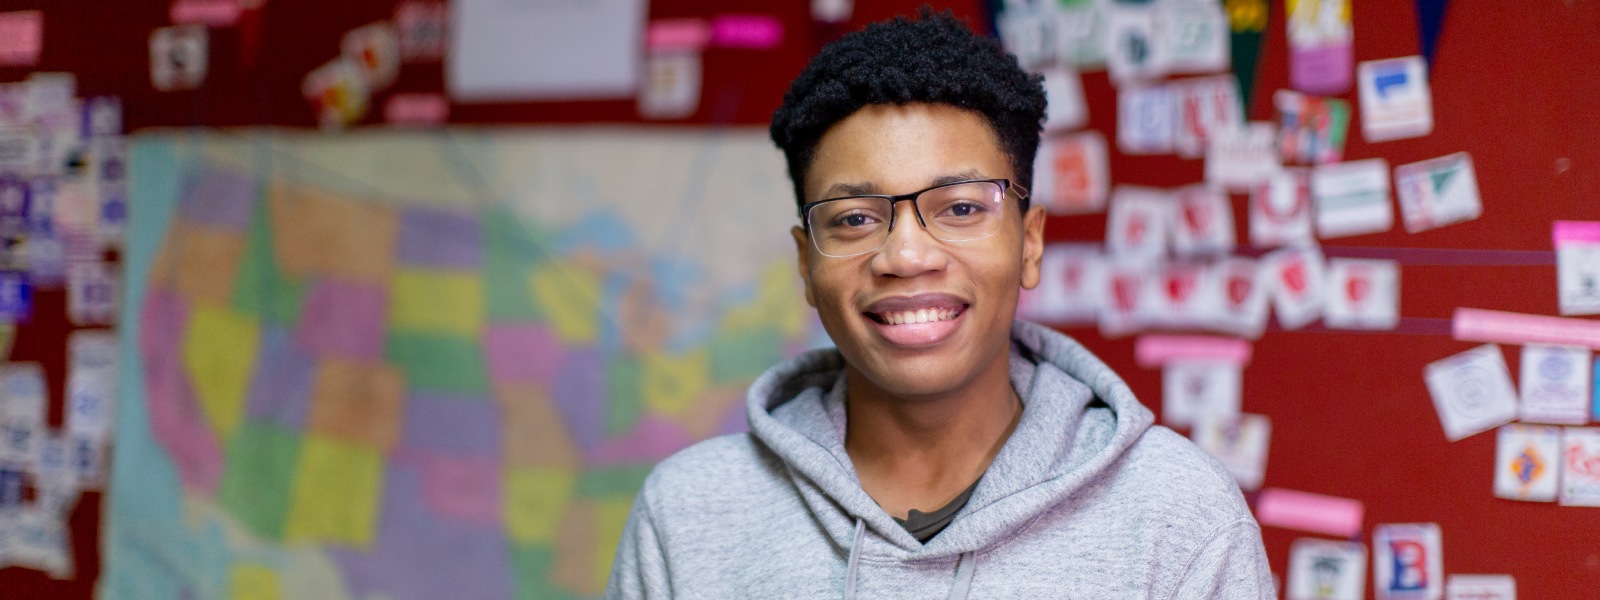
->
<box><xmin>1173</xmin><ymin>75</ymin><xmax>1242</xmax><ymax>159</ymax></box>
<box><xmin>1323</xmin><ymin>258</ymin><xmax>1399</xmax><ymax>330</ymax></box>
<box><xmin>1286</xmin><ymin>0</ymin><xmax>1352</xmax><ymax>95</ymax></box>
<box><xmin>66</xmin><ymin>330</ymin><xmax>117</xmax><ymax>442</ymax></box>
<box><xmin>1118</xmin><ymin>84</ymin><xmax>1176</xmax><ymax>154</ymax></box>
<box><xmin>1105</xmin><ymin>186</ymin><xmax>1172</xmax><ymax>259</ymax></box>
<box><xmin>395</xmin><ymin>1</ymin><xmax>449</xmax><ymax>62</ymax></box>
<box><xmin>67</xmin><ymin>261</ymin><xmax>118</xmax><ymax>325</ymax></box>
<box><xmin>1051</xmin><ymin>1</ymin><xmax>1108</xmax><ymax>68</ymax></box>
<box><xmin>1041</xmin><ymin>66</ymin><xmax>1088</xmax><ymax>133</ymax></box>
<box><xmin>1394</xmin><ymin>153</ymin><xmax>1482</xmax><ymax>234</ymax></box>
<box><xmin>1424</xmin><ymin>344</ymin><xmax>1519</xmax><ymax>442</ymax></box>
<box><xmin>1358</xmin><ymin>56</ymin><xmax>1434</xmax><ymax>142</ymax></box>
<box><xmin>1494</xmin><ymin>424</ymin><xmax>1561</xmax><ymax>502</ymax></box>
<box><xmin>342</xmin><ymin>23</ymin><xmax>401</xmax><ymax>91</ymax></box>
<box><xmin>0</xmin><ymin>363</ymin><xmax>45</xmax><ymax>468</ymax></box>
<box><xmin>1265</xmin><ymin>244</ymin><xmax>1327</xmax><ymax>330</ymax></box>
<box><xmin>1554</xmin><ymin>221</ymin><xmax>1600</xmax><ymax>316</ymax></box>
<box><xmin>1100</xmin><ymin>257</ymin><xmax>1155</xmax><ymax>337</ymax></box>
<box><xmin>1018</xmin><ymin>243</ymin><xmax>1102</xmax><ymax>325</ymax></box>
<box><xmin>1518</xmin><ymin>343</ymin><xmax>1591</xmax><ymax>425</ymax></box>
<box><xmin>1313</xmin><ymin>158</ymin><xmax>1393</xmax><ymax>238</ymax></box>
<box><xmin>1171</xmin><ymin>184</ymin><xmax>1234</xmax><ymax>257</ymax></box>
<box><xmin>1287</xmin><ymin>538</ymin><xmax>1366</xmax><ymax>600</ymax></box>
<box><xmin>1160</xmin><ymin>2</ymin><xmax>1229</xmax><ymax>75</ymax></box>
<box><xmin>1444</xmin><ymin>575</ymin><xmax>1515</xmax><ymax>600</ymax></box>
<box><xmin>1275</xmin><ymin>89</ymin><xmax>1350</xmax><ymax>165</ymax></box>
<box><xmin>1162</xmin><ymin>359</ymin><xmax>1241</xmax><ymax>429</ymax></box>
<box><xmin>1191</xmin><ymin>413</ymin><xmax>1270</xmax><ymax>491</ymax></box>
<box><xmin>996</xmin><ymin>3</ymin><xmax>1053</xmax><ymax>72</ymax></box>
<box><xmin>303</xmin><ymin>57</ymin><xmax>371</xmax><ymax>128</ymax></box>
<box><xmin>1033</xmin><ymin>131</ymin><xmax>1109</xmax><ymax>214</ymax></box>
<box><xmin>1107</xmin><ymin>4</ymin><xmax>1166</xmax><ymax>84</ymax></box>
<box><xmin>1205</xmin><ymin>121</ymin><xmax>1281</xmax><ymax>192</ymax></box>
<box><xmin>1211</xmin><ymin>257</ymin><xmax>1270</xmax><ymax>339</ymax></box>
<box><xmin>1148</xmin><ymin>261</ymin><xmax>1219</xmax><ymax>329</ymax></box>
<box><xmin>1250</xmin><ymin>168</ymin><xmax>1315</xmax><ymax>247</ymax></box>
<box><xmin>638</xmin><ymin>51</ymin><xmax>701</xmax><ymax>120</ymax></box>
<box><xmin>1373</xmin><ymin>523</ymin><xmax>1444</xmax><ymax>600</ymax></box>
<box><xmin>149</xmin><ymin>24</ymin><xmax>209</xmax><ymax>92</ymax></box>
<box><xmin>1560</xmin><ymin>427</ymin><xmax>1600</xmax><ymax>507</ymax></box>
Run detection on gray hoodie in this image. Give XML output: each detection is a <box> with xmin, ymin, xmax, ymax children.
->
<box><xmin>606</xmin><ymin>320</ymin><xmax>1273</xmax><ymax>599</ymax></box>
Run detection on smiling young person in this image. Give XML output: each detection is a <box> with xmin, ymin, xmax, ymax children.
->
<box><xmin>607</xmin><ymin>10</ymin><xmax>1272</xmax><ymax>599</ymax></box>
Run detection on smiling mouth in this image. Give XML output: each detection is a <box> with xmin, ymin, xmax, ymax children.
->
<box><xmin>866</xmin><ymin>304</ymin><xmax>967</xmax><ymax>325</ymax></box>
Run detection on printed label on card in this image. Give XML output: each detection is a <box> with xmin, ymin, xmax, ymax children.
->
<box><xmin>1205</xmin><ymin>121</ymin><xmax>1280</xmax><ymax>192</ymax></box>
<box><xmin>0</xmin><ymin>270</ymin><xmax>30</xmax><ymax>320</ymax></box>
<box><xmin>1034</xmin><ymin>131</ymin><xmax>1109</xmax><ymax>214</ymax></box>
<box><xmin>1287</xmin><ymin>538</ymin><xmax>1366</xmax><ymax>600</ymax></box>
<box><xmin>1518</xmin><ymin>344</ymin><xmax>1591</xmax><ymax>424</ymax></box>
<box><xmin>1395</xmin><ymin>153</ymin><xmax>1482</xmax><ymax>233</ymax></box>
<box><xmin>1191</xmin><ymin>413</ymin><xmax>1270</xmax><ymax>491</ymax></box>
<box><xmin>1173</xmin><ymin>76</ymin><xmax>1242</xmax><ymax>159</ymax></box>
<box><xmin>67</xmin><ymin>261</ymin><xmax>118</xmax><ymax>325</ymax></box>
<box><xmin>1161</xmin><ymin>359</ymin><xmax>1241</xmax><ymax>428</ymax></box>
<box><xmin>1117</xmin><ymin>84</ymin><xmax>1175</xmax><ymax>154</ymax></box>
<box><xmin>303</xmin><ymin>57</ymin><xmax>371</xmax><ymax>128</ymax></box>
<box><xmin>1444</xmin><ymin>575</ymin><xmax>1515</xmax><ymax>600</ymax></box>
<box><xmin>1100</xmin><ymin>258</ymin><xmax>1155</xmax><ymax>337</ymax></box>
<box><xmin>1105</xmin><ymin>186</ymin><xmax>1171</xmax><ymax>259</ymax></box>
<box><xmin>1494</xmin><ymin>424</ymin><xmax>1561</xmax><ymax>502</ymax></box>
<box><xmin>1324</xmin><ymin>258</ymin><xmax>1399</xmax><ymax>330</ymax></box>
<box><xmin>996</xmin><ymin>5</ymin><xmax>1053</xmax><ymax>72</ymax></box>
<box><xmin>1052</xmin><ymin>2</ymin><xmax>1108</xmax><ymax>68</ymax></box>
<box><xmin>342</xmin><ymin>23</ymin><xmax>401</xmax><ymax>91</ymax></box>
<box><xmin>1211</xmin><ymin>257</ymin><xmax>1270</xmax><ymax>338</ymax></box>
<box><xmin>1560</xmin><ymin>427</ymin><xmax>1600</xmax><ymax>507</ymax></box>
<box><xmin>1275</xmin><ymin>89</ymin><xmax>1350</xmax><ymax>164</ymax></box>
<box><xmin>1373</xmin><ymin>523</ymin><xmax>1443</xmax><ymax>600</ymax></box>
<box><xmin>1107</xmin><ymin>5</ymin><xmax>1166</xmax><ymax>84</ymax></box>
<box><xmin>1148</xmin><ymin>262</ymin><xmax>1219</xmax><ymax>329</ymax></box>
<box><xmin>1424</xmin><ymin>344</ymin><xmax>1519</xmax><ymax>442</ymax></box>
<box><xmin>1265</xmin><ymin>245</ymin><xmax>1326</xmax><ymax>330</ymax></box>
<box><xmin>1287</xmin><ymin>0</ymin><xmax>1352</xmax><ymax>95</ymax></box>
<box><xmin>1018</xmin><ymin>244</ymin><xmax>1102</xmax><ymax>325</ymax></box>
<box><xmin>1171</xmin><ymin>184</ymin><xmax>1234</xmax><ymax>257</ymax></box>
<box><xmin>1359</xmin><ymin>56</ymin><xmax>1434</xmax><ymax>142</ymax></box>
<box><xmin>1161</xmin><ymin>2</ymin><xmax>1229</xmax><ymax>74</ymax></box>
<box><xmin>149</xmin><ymin>25</ymin><xmax>209</xmax><ymax>92</ymax></box>
<box><xmin>0</xmin><ymin>363</ymin><xmax>45</xmax><ymax>468</ymax></box>
<box><xmin>1313</xmin><ymin>158</ymin><xmax>1393</xmax><ymax>238</ymax></box>
<box><xmin>1250</xmin><ymin>168</ymin><xmax>1315</xmax><ymax>247</ymax></box>
<box><xmin>1555</xmin><ymin>221</ymin><xmax>1600</xmax><ymax>316</ymax></box>
<box><xmin>66</xmin><ymin>330</ymin><xmax>117</xmax><ymax>441</ymax></box>
<box><xmin>638</xmin><ymin>51</ymin><xmax>702</xmax><ymax>120</ymax></box>
<box><xmin>1041</xmin><ymin>67</ymin><xmax>1088</xmax><ymax>133</ymax></box>
<box><xmin>395</xmin><ymin>1</ymin><xmax>449</xmax><ymax>62</ymax></box>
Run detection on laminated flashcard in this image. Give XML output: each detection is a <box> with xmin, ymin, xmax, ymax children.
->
<box><xmin>67</xmin><ymin>261</ymin><xmax>117</xmax><ymax>325</ymax></box>
<box><xmin>1264</xmin><ymin>244</ymin><xmax>1327</xmax><ymax>330</ymax></box>
<box><xmin>1250</xmin><ymin>168</ymin><xmax>1315</xmax><ymax>247</ymax></box>
<box><xmin>1052</xmin><ymin>1</ymin><xmax>1108</xmax><ymax>68</ymax></box>
<box><xmin>1560</xmin><ymin>427</ymin><xmax>1600</xmax><ymax>507</ymax></box>
<box><xmin>1107</xmin><ymin>4</ymin><xmax>1166</xmax><ymax>84</ymax></box>
<box><xmin>1173</xmin><ymin>75</ymin><xmax>1242</xmax><ymax>159</ymax></box>
<box><xmin>1286</xmin><ymin>0</ymin><xmax>1352</xmax><ymax>95</ymax></box>
<box><xmin>1313</xmin><ymin>158</ymin><xmax>1393</xmax><ymax>239</ymax></box>
<box><xmin>1041</xmin><ymin>66</ymin><xmax>1088</xmax><ymax>133</ymax></box>
<box><xmin>1494</xmin><ymin>424</ymin><xmax>1561</xmax><ymax>502</ymax></box>
<box><xmin>1100</xmin><ymin>257</ymin><xmax>1155</xmax><ymax>337</ymax></box>
<box><xmin>1359</xmin><ymin>56</ymin><xmax>1434</xmax><ymax>142</ymax></box>
<box><xmin>638</xmin><ymin>51</ymin><xmax>702</xmax><ymax>120</ymax></box>
<box><xmin>65</xmin><ymin>331</ymin><xmax>117</xmax><ymax>441</ymax></box>
<box><xmin>1018</xmin><ymin>243</ymin><xmax>1102</xmax><ymax>325</ymax></box>
<box><xmin>0</xmin><ymin>363</ymin><xmax>45</xmax><ymax>467</ymax></box>
<box><xmin>1275</xmin><ymin>89</ymin><xmax>1350</xmax><ymax>165</ymax></box>
<box><xmin>996</xmin><ymin>4</ymin><xmax>1053</xmax><ymax>72</ymax></box>
<box><xmin>1554</xmin><ymin>221</ymin><xmax>1600</xmax><ymax>316</ymax></box>
<box><xmin>1105</xmin><ymin>186</ymin><xmax>1171</xmax><ymax>259</ymax></box>
<box><xmin>1323</xmin><ymin>258</ymin><xmax>1399</xmax><ymax>330</ymax></box>
<box><xmin>1211</xmin><ymin>257</ymin><xmax>1270</xmax><ymax>339</ymax></box>
<box><xmin>1424</xmin><ymin>344</ymin><xmax>1519</xmax><ymax>442</ymax></box>
<box><xmin>1033</xmin><ymin>130</ymin><xmax>1109</xmax><ymax>215</ymax></box>
<box><xmin>1444</xmin><ymin>575</ymin><xmax>1515</xmax><ymax>600</ymax></box>
<box><xmin>1161</xmin><ymin>360</ymin><xmax>1241</xmax><ymax>429</ymax></box>
<box><xmin>1160</xmin><ymin>2</ymin><xmax>1229</xmax><ymax>75</ymax></box>
<box><xmin>1148</xmin><ymin>261</ymin><xmax>1219</xmax><ymax>329</ymax></box>
<box><xmin>1191</xmin><ymin>413</ymin><xmax>1270</xmax><ymax>491</ymax></box>
<box><xmin>1518</xmin><ymin>343</ymin><xmax>1591</xmax><ymax>425</ymax></box>
<box><xmin>0</xmin><ymin>269</ymin><xmax>30</xmax><ymax>320</ymax></box>
<box><xmin>1171</xmin><ymin>184</ymin><xmax>1234</xmax><ymax>257</ymax></box>
<box><xmin>342</xmin><ymin>22</ymin><xmax>402</xmax><ymax>91</ymax></box>
<box><xmin>395</xmin><ymin>1</ymin><xmax>449</xmax><ymax>62</ymax></box>
<box><xmin>1286</xmin><ymin>538</ymin><xmax>1366</xmax><ymax>600</ymax></box>
<box><xmin>149</xmin><ymin>24</ymin><xmax>209</xmax><ymax>92</ymax></box>
<box><xmin>83</xmin><ymin>96</ymin><xmax>123</xmax><ymax>138</ymax></box>
<box><xmin>0</xmin><ymin>175</ymin><xmax>27</xmax><ymax>236</ymax></box>
<box><xmin>1205</xmin><ymin>121</ymin><xmax>1280</xmax><ymax>192</ymax></box>
<box><xmin>1394</xmin><ymin>153</ymin><xmax>1482</xmax><ymax>234</ymax></box>
<box><xmin>303</xmin><ymin>57</ymin><xmax>371</xmax><ymax>128</ymax></box>
<box><xmin>0</xmin><ymin>126</ymin><xmax>35</xmax><ymax>173</ymax></box>
<box><xmin>1117</xmin><ymin>84</ymin><xmax>1175</xmax><ymax>154</ymax></box>
<box><xmin>1373</xmin><ymin>523</ymin><xmax>1443</xmax><ymax>600</ymax></box>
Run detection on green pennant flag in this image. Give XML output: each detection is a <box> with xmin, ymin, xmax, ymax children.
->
<box><xmin>1224</xmin><ymin>0</ymin><xmax>1269</xmax><ymax>109</ymax></box>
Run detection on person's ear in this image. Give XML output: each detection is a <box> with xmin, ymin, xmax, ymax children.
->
<box><xmin>1020</xmin><ymin>204</ymin><xmax>1046</xmax><ymax>290</ymax></box>
<box><xmin>792</xmin><ymin>225</ymin><xmax>818</xmax><ymax>307</ymax></box>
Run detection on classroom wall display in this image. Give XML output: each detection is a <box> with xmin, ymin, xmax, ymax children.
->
<box><xmin>107</xmin><ymin>130</ymin><xmax>822</xmax><ymax>599</ymax></box>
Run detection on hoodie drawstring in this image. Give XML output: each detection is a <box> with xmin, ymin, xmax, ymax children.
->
<box><xmin>947</xmin><ymin>551</ymin><xmax>975</xmax><ymax>600</ymax></box>
<box><xmin>844</xmin><ymin>519</ymin><xmax>865</xmax><ymax>600</ymax></box>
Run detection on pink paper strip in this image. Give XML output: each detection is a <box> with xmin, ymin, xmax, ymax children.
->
<box><xmin>1254</xmin><ymin>488</ymin><xmax>1364</xmax><ymax>537</ymax></box>
<box><xmin>1553</xmin><ymin>221</ymin><xmax>1600</xmax><ymax>245</ymax></box>
<box><xmin>710</xmin><ymin>14</ymin><xmax>783</xmax><ymax>49</ymax></box>
<box><xmin>0</xmin><ymin>11</ymin><xmax>43</xmax><ymax>67</ymax></box>
<box><xmin>1453</xmin><ymin>307</ymin><xmax>1600</xmax><ymax>349</ymax></box>
<box><xmin>384</xmin><ymin>93</ymin><xmax>449</xmax><ymax>125</ymax></box>
<box><xmin>647</xmin><ymin>19</ymin><xmax>711</xmax><ymax>52</ymax></box>
<box><xmin>1134</xmin><ymin>335</ymin><xmax>1252</xmax><ymax>368</ymax></box>
<box><xmin>170</xmin><ymin>0</ymin><xmax>242</xmax><ymax>27</ymax></box>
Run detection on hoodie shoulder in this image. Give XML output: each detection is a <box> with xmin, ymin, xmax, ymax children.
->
<box><xmin>1117</xmin><ymin>424</ymin><xmax>1256</xmax><ymax>526</ymax></box>
<box><xmin>635</xmin><ymin>434</ymin><xmax>792</xmax><ymax>520</ymax></box>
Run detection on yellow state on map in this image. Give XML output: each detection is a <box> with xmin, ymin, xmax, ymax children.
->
<box><xmin>284</xmin><ymin>435</ymin><xmax>385</xmax><ymax>547</ymax></box>
<box><xmin>528</xmin><ymin>262</ymin><xmax>602</xmax><ymax>343</ymax></box>
<box><xmin>592</xmin><ymin>497</ymin><xmax>635</xmax><ymax>593</ymax></box>
<box><xmin>504</xmin><ymin>467</ymin><xmax>576</xmax><ymax>544</ymax></box>
<box><xmin>721</xmin><ymin>260</ymin><xmax>807</xmax><ymax>337</ymax></box>
<box><xmin>389</xmin><ymin>267</ymin><xmax>486</xmax><ymax>337</ymax></box>
<box><xmin>229</xmin><ymin>564</ymin><xmax>282</xmax><ymax>600</ymax></box>
<box><xmin>182</xmin><ymin>303</ymin><xmax>262</xmax><ymax>441</ymax></box>
<box><xmin>641</xmin><ymin>349</ymin><xmax>709</xmax><ymax>417</ymax></box>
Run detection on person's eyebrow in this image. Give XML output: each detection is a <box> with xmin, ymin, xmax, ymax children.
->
<box><xmin>819</xmin><ymin>170</ymin><xmax>988</xmax><ymax>200</ymax></box>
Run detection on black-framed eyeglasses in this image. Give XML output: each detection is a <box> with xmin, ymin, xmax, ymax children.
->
<box><xmin>799</xmin><ymin>178</ymin><xmax>1028</xmax><ymax>258</ymax></box>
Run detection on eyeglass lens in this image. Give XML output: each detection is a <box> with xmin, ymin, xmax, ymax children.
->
<box><xmin>807</xmin><ymin>181</ymin><xmax>1006</xmax><ymax>257</ymax></box>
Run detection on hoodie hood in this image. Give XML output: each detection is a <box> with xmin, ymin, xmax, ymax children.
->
<box><xmin>744</xmin><ymin>320</ymin><xmax>1155</xmax><ymax>562</ymax></box>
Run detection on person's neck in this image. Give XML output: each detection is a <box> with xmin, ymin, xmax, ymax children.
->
<box><xmin>842</xmin><ymin>358</ymin><xmax>1023</xmax><ymax>520</ymax></box>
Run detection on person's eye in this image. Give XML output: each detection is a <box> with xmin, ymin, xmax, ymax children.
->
<box><xmin>832</xmin><ymin>211</ymin><xmax>878</xmax><ymax>228</ymax></box>
<box><xmin>943</xmin><ymin>201</ymin><xmax>988</xmax><ymax>217</ymax></box>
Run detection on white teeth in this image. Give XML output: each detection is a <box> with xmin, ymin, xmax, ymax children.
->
<box><xmin>879</xmin><ymin>307</ymin><xmax>959</xmax><ymax>325</ymax></box>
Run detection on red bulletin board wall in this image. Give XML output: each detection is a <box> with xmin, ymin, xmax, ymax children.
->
<box><xmin>3</xmin><ymin>0</ymin><xmax>1597</xmax><ymax>598</ymax></box>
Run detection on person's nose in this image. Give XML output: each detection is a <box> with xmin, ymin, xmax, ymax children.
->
<box><xmin>868</xmin><ymin>198</ymin><xmax>948</xmax><ymax>278</ymax></box>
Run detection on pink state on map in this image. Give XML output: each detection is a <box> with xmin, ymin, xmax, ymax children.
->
<box><xmin>483</xmin><ymin>322</ymin><xmax>565</xmax><ymax>384</ymax></box>
<box><xmin>294</xmin><ymin>278</ymin><xmax>389</xmax><ymax>360</ymax></box>
<box><xmin>140</xmin><ymin>288</ymin><xmax>224</xmax><ymax>493</ymax></box>
<box><xmin>588</xmin><ymin>416</ymin><xmax>695</xmax><ymax>467</ymax></box>
<box><xmin>405</xmin><ymin>452</ymin><xmax>503</xmax><ymax>526</ymax></box>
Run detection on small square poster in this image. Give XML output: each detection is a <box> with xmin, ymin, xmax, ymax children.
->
<box><xmin>1494</xmin><ymin>424</ymin><xmax>1561</xmax><ymax>502</ymax></box>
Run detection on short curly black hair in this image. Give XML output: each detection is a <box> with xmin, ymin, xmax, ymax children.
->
<box><xmin>769</xmin><ymin>9</ymin><xmax>1046</xmax><ymax>213</ymax></box>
